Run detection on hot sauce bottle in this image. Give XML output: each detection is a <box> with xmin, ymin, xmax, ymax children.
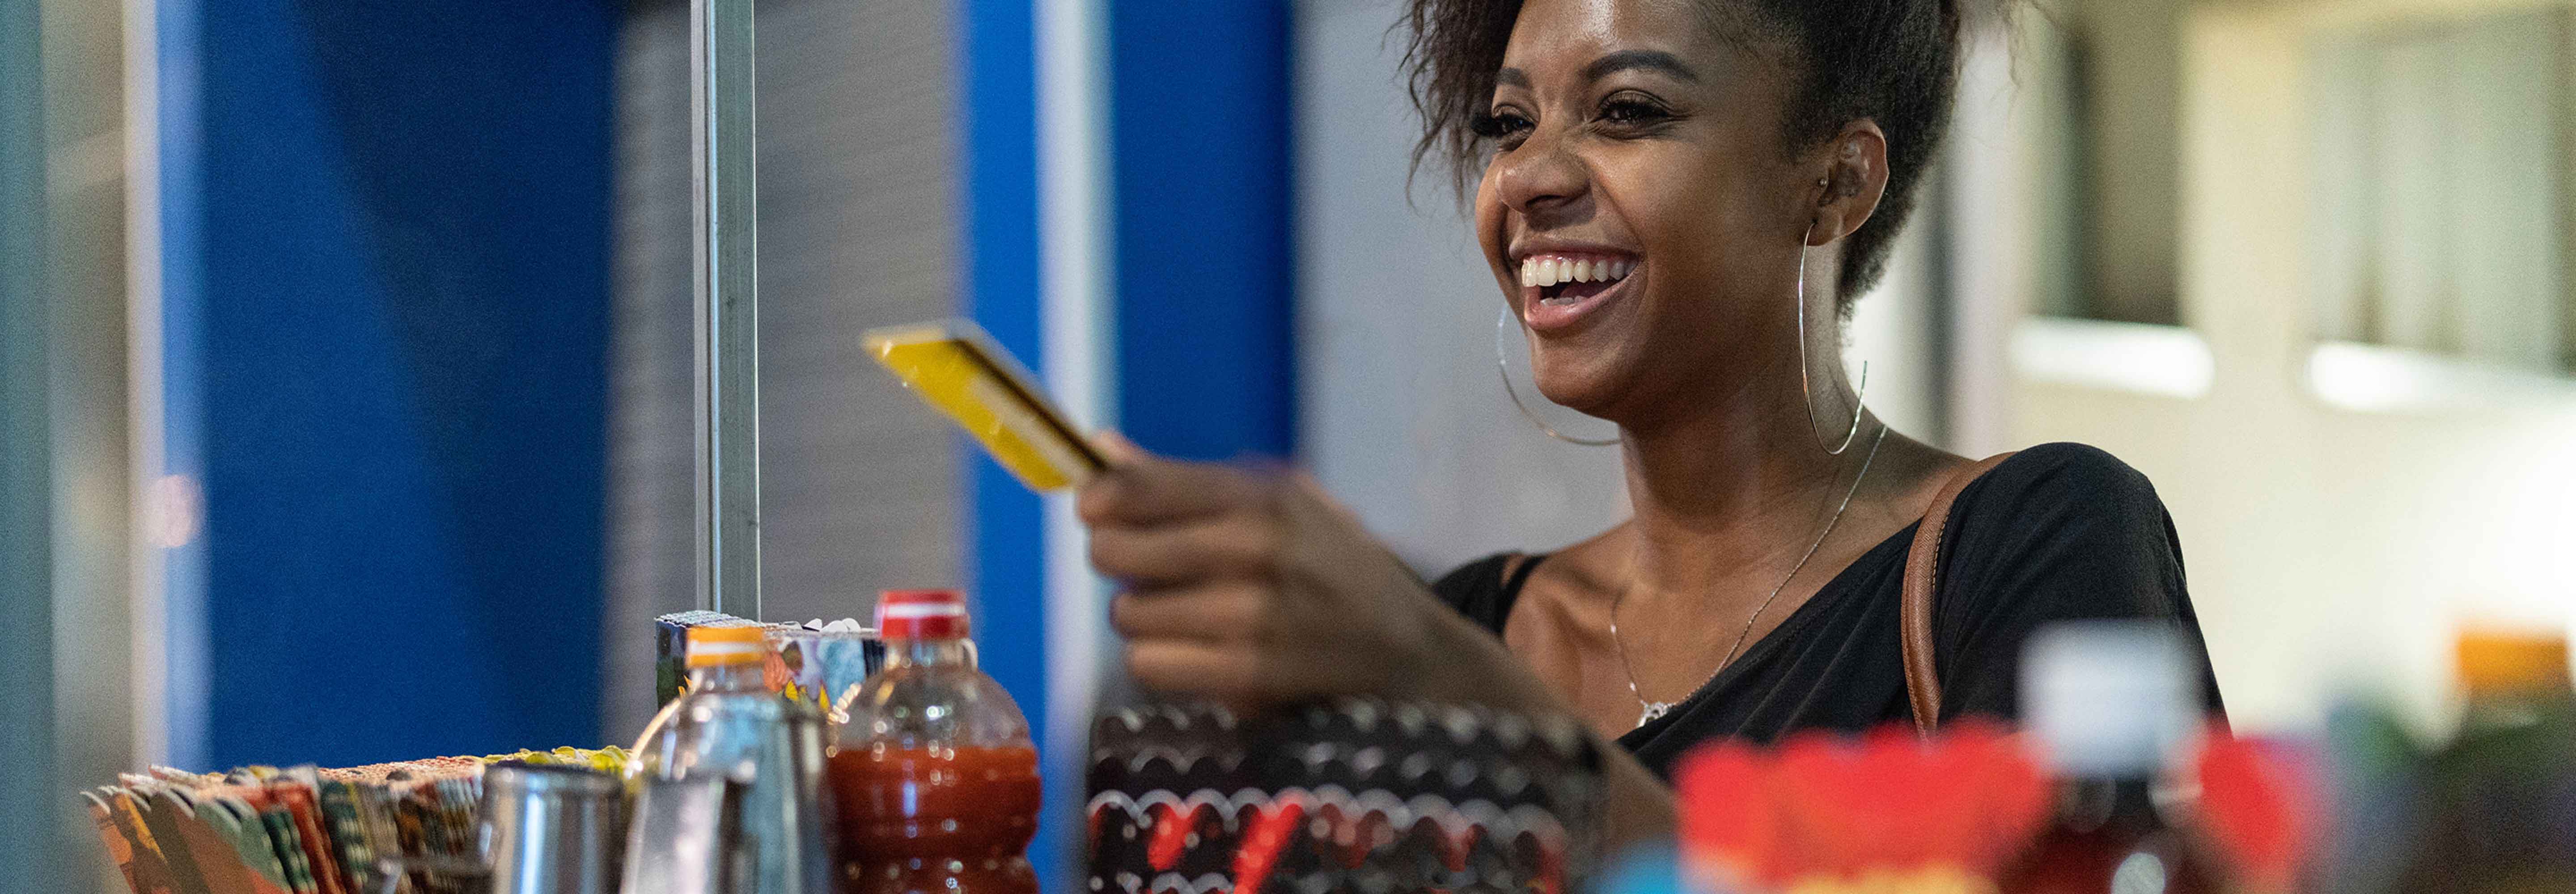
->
<box><xmin>830</xmin><ymin>590</ymin><xmax>1042</xmax><ymax>894</ymax></box>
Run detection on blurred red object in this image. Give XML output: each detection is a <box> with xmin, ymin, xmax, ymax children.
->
<box><xmin>2192</xmin><ymin>734</ymin><xmax>2318</xmax><ymax>891</ymax></box>
<box><xmin>1675</xmin><ymin>723</ymin><xmax>2053</xmax><ymax>892</ymax></box>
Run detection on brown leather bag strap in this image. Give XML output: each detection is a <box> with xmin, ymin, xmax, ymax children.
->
<box><xmin>1900</xmin><ymin>451</ymin><xmax>2017</xmax><ymax>735</ymax></box>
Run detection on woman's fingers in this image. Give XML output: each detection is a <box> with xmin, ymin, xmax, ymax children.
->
<box><xmin>1108</xmin><ymin>585</ymin><xmax>1271</xmax><ymax>643</ymax></box>
<box><xmin>1088</xmin><ymin>512</ymin><xmax>1275</xmax><ymax>583</ymax></box>
<box><xmin>1077</xmin><ymin>451</ymin><xmax>1272</xmax><ymax>527</ymax></box>
<box><xmin>1090</xmin><ymin>430</ymin><xmax>1146</xmax><ymax>464</ymax></box>
<box><xmin>1124</xmin><ymin>639</ymin><xmax>1271</xmax><ymax>696</ymax></box>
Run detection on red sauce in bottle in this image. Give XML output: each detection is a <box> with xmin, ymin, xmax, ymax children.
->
<box><xmin>829</xmin><ymin>743</ymin><xmax>1042</xmax><ymax>894</ymax></box>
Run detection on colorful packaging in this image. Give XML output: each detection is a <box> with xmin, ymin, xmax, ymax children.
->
<box><xmin>652</xmin><ymin>610</ymin><xmax>771</xmax><ymax>705</ymax></box>
<box><xmin>656</xmin><ymin>610</ymin><xmax>763</xmax><ymax>705</ymax></box>
<box><xmin>84</xmin><ymin>791</ymin><xmax>156</xmax><ymax>894</ymax></box>
<box><xmin>764</xmin><ymin>619</ymin><xmax>884</xmax><ymax>718</ymax></box>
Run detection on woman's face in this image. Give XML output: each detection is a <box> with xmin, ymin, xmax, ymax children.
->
<box><xmin>1474</xmin><ymin>0</ymin><xmax>1815</xmax><ymax>426</ymax></box>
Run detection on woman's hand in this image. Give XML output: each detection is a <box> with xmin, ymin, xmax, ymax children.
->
<box><xmin>1079</xmin><ymin>435</ymin><xmax>1676</xmax><ymax>850</ymax></box>
<box><xmin>1077</xmin><ymin>435</ymin><xmax>1479</xmax><ymax>707</ymax></box>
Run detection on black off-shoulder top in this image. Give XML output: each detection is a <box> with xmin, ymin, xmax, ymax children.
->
<box><xmin>1431</xmin><ymin>443</ymin><xmax>2227</xmax><ymax>779</ymax></box>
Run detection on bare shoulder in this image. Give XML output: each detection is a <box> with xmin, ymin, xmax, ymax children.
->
<box><xmin>1854</xmin><ymin>426</ymin><xmax>1979</xmax><ymax>530</ymax></box>
<box><xmin>1515</xmin><ymin>523</ymin><xmax>1628</xmax><ymax>608</ymax></box>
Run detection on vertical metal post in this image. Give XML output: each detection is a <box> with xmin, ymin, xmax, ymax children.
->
<box><xmin>692</xmin><ymin>0</ymin><xmax>760</xmax><ymax>618</ymax></box>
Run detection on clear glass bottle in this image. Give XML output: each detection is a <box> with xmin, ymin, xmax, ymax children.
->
<box><xmin>629</xmin><ymin>624</ymin><xmax>835</xmax><ymax>894</ymax></box>
<box><xmin>830</xmin><ymin>589</ymin><xmax>1041</xmax><ymax>894</ymax></box>
<box><xmin>1997</xmin><ymin>622</ymin><xmax>2224</xmax><ymax>894</ymax></box>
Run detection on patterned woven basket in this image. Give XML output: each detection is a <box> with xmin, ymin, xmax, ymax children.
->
<box><xmin>1086</xmin><ymin>698</ymin><xmax>1605</xmax><ymax>894</ymax></box>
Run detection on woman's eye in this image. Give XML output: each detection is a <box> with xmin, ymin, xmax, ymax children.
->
<box><xmin>1601</xmin><ymin>98</ymin><xmax>1665</xmax><ymax>124</ymax></box>
<box><xmin>1471</xmin><ymin>111</ymin><xmax>1534</xmax><ymax>148</ymax></box>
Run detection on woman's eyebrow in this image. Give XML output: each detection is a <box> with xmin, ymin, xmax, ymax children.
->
<box><xmin>1493</xmin><ymin>50</ymin><xmax>1694</xmax><ymax>92</ymax></box>
<box><xmin>1580</xmin><ymin>49</ymin><xmax>1698</xmax><ymax>84</ymax></box>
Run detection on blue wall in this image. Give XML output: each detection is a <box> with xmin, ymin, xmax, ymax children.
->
<box><xmin>958</xmin><ymin>0</ymin><xmax>1059</xmax><ymax>881</ymax></box>
<box><xmin>1108</xmin><ymin>2</ymin><xmax>1297</xmax><ymax>462</ymax></box>
<box><xmin>165</xmin><ymin>0</ymin><xmax>617</xmax><ymax>769</ymax></box>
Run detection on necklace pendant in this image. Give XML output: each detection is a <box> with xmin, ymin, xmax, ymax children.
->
<box><xmin>1637</xmin><ymin>701</ymin><xmax>1673</xmax><ymax>727</ymax></box>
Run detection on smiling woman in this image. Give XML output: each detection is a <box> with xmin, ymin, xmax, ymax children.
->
<box><xmin>1075</xmin><ymin>0</ymin><xmax>2224</xmax><ymax>853</ymax></box>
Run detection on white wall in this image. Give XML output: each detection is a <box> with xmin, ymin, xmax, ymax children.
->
<box><xmin>1969</xmin><ymin>0</ymin><xmax>2576</xmax><ymax>734</ymax></box>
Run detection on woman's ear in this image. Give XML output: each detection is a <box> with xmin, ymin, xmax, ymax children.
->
<box><xmin>1805</xmin><ymin>121</ymin><xmax>1890</xmax><ymax>247</ymax></box>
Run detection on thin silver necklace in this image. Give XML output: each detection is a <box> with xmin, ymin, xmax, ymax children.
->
<box><xmin>1607</xmin><ymin>422</ymin><xmax>1888</xmax><ymax>729</ymax></box>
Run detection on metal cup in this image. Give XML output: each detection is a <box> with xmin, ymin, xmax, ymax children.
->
<box><xmin>481</xmin><ymin>763</ymin><xmax>624</xmax><ymax>894</ymax></box>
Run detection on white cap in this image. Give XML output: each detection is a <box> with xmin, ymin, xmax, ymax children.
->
<box><xmin>2022</xmin><ymin>620</ymin><xmax>2195</xmax><ymax>776</ymax></box>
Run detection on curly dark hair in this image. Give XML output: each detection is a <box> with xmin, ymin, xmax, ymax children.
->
<box><xmin>1404</xmin><ymin>0</ymin><xmax>2004</xmax><ymax>308</ymax></box>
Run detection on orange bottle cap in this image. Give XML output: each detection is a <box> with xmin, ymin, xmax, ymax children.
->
<box><xmin>2457</xmin><ymin>629</ymin><xmax>2572</xmax><ymax>696</ymax></box>
<box><xmin>686</xmin><ymin>625</ymin><xmax>767</xmax><ymax>667</ymax></box>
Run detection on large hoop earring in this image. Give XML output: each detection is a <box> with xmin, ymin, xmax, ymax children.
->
<box><xmin>1798</xmin><ymin>223</ymin><xmax>1868</xmax><ymax>455</ymax></box>
<box><xmin>1494</xmin><ymin>308</ymin><xmax>1620</xmax><ymax>447</ymax></box>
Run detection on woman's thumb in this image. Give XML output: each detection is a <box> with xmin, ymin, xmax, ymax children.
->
<box><xmin>1092</xmin><ymin>430</ymin><xmax>1145</xmax><ymax>465</ymax></box>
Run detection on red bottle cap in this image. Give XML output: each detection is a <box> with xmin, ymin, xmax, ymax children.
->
<box><xmin>876</xmin><ymin>589</ymin><xmax>970</xmax><ymax>640</ymax></box>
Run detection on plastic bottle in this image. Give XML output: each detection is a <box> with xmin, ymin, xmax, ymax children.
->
<box><xmin>1996</xmin><ymin>621</ymin><xmax>2223</xmax><ymax>894</ymax></box>
<box><xmin>2397</xmin><ymin>629</ymin><xmax>2576</xmax><ymax>894</ymax></box>
<box><xmin>2451</xmin><ymin>629</ymin><xmax>2574</xmax><ymax>736</ymax></box>
<box><xmin>830</xmin><ymin>589</ymin><xmax>1042</xmax><ymax>894</ymax></box>
<box><xmin>628</xmin><ymin>624</ymin><xmax>837</xmax><ymax>894</ymax></box>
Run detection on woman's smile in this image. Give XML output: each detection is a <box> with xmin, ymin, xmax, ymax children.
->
<box><xmin>1512</xmin><ymin>245</ymin><xmax>1643</xmax><ymax>332</ymax></box>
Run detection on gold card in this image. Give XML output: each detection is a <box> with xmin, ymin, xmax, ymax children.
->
<box><xmin>863</xmin><ymin>319</ymin><xmax>1105</xmax><ymax>492</ymax></box>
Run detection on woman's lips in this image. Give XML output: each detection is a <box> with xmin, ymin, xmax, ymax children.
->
<box><xmin>1515</xmin><ymin>252</ymin><xmax>1639</xmax><ymax>333</ymax></box>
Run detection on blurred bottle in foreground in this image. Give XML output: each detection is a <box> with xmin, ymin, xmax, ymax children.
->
<box><xmin>2397</xmin><ymin>629</ymin><xmax>2576</xmax><ymax>894</ymax></box>
<box><xmin>830</xmin><ymin>589</ymin><xmax>1041</xmax><ymax>894</ymax></box>
<box><xmin>628</xmin><ymin>624</ymin><xmax>837</xmax><ymax>894</ymax></box>
<box><xmin>1997</xmin><ymin>622</ymin><xmax>2224</xmax><ymax>894</ymax></box>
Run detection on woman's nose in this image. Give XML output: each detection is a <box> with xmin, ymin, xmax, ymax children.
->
<box><xmin>1492</xmin><ymin>127</ymin><xmax>1591</xmax><ymax>219</ymax></box>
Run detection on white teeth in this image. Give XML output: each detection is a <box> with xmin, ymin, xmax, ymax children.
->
<box><xmin>1517</xmin><ymin>255</ymin><xmax>1638</xmax><ymax>290</ymax></box>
